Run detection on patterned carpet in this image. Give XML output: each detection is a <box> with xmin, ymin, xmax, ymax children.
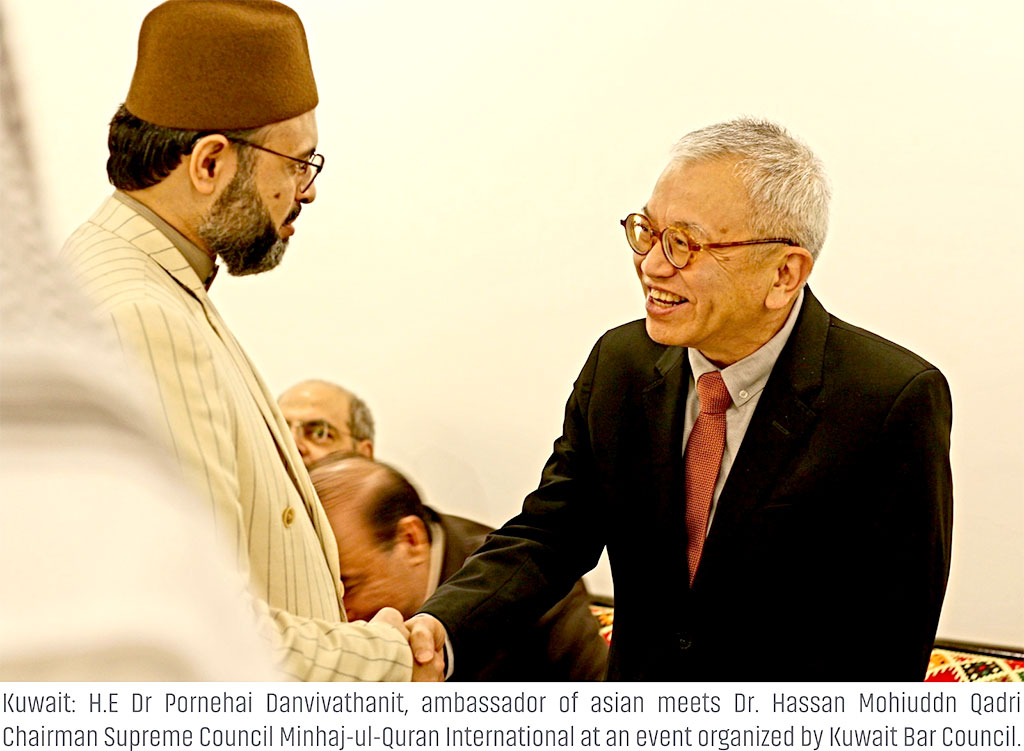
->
<box><xmin>588</xmin><ymin>605</ymin><xmax>1023</xmax><ymax>682</ymax></box>
<box><xmin>590</xmin><ymin>605</ymin><xmax>614</xmax><ymax>646</ymax></box>
<box><xmin>926</xmin><ymin>649</ymin><xmax>1024</xmax><ymax>682</ymax></box>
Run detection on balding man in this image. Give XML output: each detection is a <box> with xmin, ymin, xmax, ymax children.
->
<box><xmin>60</xmin><ymin>0</ymin><xmax>428</xmax><ymax>680</ymax></box>
<box><xmin>279</xmin><ymin>380</ymin><xmax>375</xmax><ymax>465</ymax></box>
<box><xmin>311</xmin><ymin>455</ymin><xmax>608</xmax><ymax>681</ymax></box>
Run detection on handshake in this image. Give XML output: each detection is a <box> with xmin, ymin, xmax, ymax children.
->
<box><xmin>371</xmin><ymin>609</ymin><xmax>448</xmax><ymax>682</ymax></box>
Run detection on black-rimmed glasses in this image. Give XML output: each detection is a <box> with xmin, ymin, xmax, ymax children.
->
<box><xmin>227</xmin><ymin>137</ymin><xmax>325</xmax><ymax>193</ymax></box>
<box><xmin>621</xmin><ymin>213</ymin><xmax>797</xmax><ymax>270</ymax></box>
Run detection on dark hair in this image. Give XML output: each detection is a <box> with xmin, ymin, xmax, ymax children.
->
<box><xmin>364</xmin><ymin>463</ymin><xmax>431</xmax><ymax>549</ymax></box>
<box><xmin>309</xmin><ymin>454</ymin><xmax>433</xmax><ymax>548</ymax></box>
<box><xmin>106</xmin><ymin>103</ymin><xmax>261</xmax><ymax>190</ymax></box>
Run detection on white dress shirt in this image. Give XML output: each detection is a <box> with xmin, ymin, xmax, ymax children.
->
<box><xmin>684</xmin><ymin>288</ymin><xmax>805</xmax><ymax>532</ymax></box>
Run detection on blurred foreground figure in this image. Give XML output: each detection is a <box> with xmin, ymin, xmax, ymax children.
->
<box><xmin>57</xmin><ymin>0</ymin><xmax>423</xmax><ymax>680</ymax></box>
<box><xmin>0</xmin><ymin>10</ymin><xmax>276</xmax><ymax>680</ymax></box>
<box><xmin>310</xmin><ymin>454</ymin><xmax>608</xmax><ymax>680</ymax></box>
<box><xmin>411</xmin><ymin>119</ymin><xmax>953</xmax><ymax>681</ymax></box>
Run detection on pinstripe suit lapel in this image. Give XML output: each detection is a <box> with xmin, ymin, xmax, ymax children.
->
<box><xmin>203</xmin><ymin>305</ymin><xmax>335</xmax><ymax>542</ymax></box>
<box><xmin>194</xmin><ymin>289</ymin><xmax>339</xmax><ymax>574</ymax></box>
<box><xmin>92</xmin><ymin>197</ymin><xmax>206</xmax><ymax>295</ymax></box>
<box><xmin>96</xmin><ymin>198</ymin><xmax>340</xmax><ymax>580</ymax></box>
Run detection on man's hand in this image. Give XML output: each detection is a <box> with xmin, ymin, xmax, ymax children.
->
<box><xmin>406</xmin><ymin>614</ymin><xmax>446</xmax><ymax>682</ymax></box>
<box><xmin>368</xmin><ymin>607</ymin><xmax>410</xmax><ymax>639</ymax></box>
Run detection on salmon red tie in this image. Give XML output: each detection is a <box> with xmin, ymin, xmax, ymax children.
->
<box><xmin>685</xmin><ymin>371</ymin><xmax>731</xmax><ymax>586</ymax></box>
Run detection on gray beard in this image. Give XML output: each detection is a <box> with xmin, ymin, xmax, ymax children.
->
<box><xmin>198</xmin><ymin>167</ymin><xmax>288</xmax><ymax>277</ymax></box>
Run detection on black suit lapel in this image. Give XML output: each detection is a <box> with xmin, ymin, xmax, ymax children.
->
<box><xmin>696</xmin><ymin>289</ymin><xmax>830</xmax><ymax>583</ymax></box>
<box><xmin>640</xmin><ymin>344</ymin><xmax>693</xmax><ymax>580</ymax></box>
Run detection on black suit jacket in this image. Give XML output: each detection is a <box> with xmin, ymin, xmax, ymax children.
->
<box><xmin>421</xmin><ymin>289</ymin><xmax>953</xmax><ymax>680</ymax></box>
<box><xmin>431</xmin><ymin>509</ymin><xmax>607</xmax><ymax>680</ymax></box>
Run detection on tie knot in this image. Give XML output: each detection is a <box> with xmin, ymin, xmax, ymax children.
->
<box><xmin>696</xmin><ymin>371</ymin><xmax>731</xmax><ymax>414</ymax></box>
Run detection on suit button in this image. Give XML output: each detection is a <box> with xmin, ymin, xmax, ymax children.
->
<box><xmin>282</xmin><ymin>507</ymin><xmax>296</xmax><ymax>527</ymax></box>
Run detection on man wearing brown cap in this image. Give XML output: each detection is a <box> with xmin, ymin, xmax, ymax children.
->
<box><xmin>60</xmin><ymin>0</ymin><xmax>435</xmax><ymax>681</ymax></box>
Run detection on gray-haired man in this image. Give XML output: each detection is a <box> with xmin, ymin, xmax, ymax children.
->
<box><xmin>410</xmin><ymin>118</ymin><xmax>953</xmax><ymax>681</ymax></box>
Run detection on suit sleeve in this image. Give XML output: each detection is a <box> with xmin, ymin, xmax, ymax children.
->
<box><xmin>110</xmin><ymin>299</ymin><xmax>412</xmax><ymax>681</ymax></box>
<box><xmin>874</xmin><ymin>367</ymin><xmax>953</xmax><ymax>676</ymax></box>
<box><xmin>420</xmin><ymin>338</ymin><xmax>608</xmax><ymax>674</ymax></box>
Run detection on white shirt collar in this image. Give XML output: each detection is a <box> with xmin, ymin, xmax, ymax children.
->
<box><xmin>688</xmin><ymin>288</ymin><xmax>806</xmax><ymax>405</ymax></box>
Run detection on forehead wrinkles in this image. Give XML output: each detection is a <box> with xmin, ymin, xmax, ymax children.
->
<box><xmin>649</xmin><ymin>159</ymin><xmax>752</xmax><ymax>240</ymax></box>
<box><xmin>641</xmin><ymin>202</ymin><xmax>710</xmax><ymax>239</ymax></box>
<box><xmin>290</xmin><ymin>387</ymin><xmax>350</xmax><ymax>422</ymax></box>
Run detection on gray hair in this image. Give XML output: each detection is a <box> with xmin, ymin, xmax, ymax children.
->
<box><xmin>670</xmin><ymin>118</ymin><xmax>831</xmax><ymax>259</ymax></box>
<box><xmin>291</xmin><ymin>379</ymin><xmax>375</xmax><ymax>443</ymax></box>
<box><xmin>346</xmin><ymin>391</ymin><xmax>375</xmax><ymax>444</ymax></box>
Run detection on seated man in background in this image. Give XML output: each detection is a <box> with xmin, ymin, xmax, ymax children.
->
<box><xmin>310</xmin><ymin>454</ymin><xmax>608</xmax><ymax>681</ymax></box>
<box><xmin>280</xmin><ymin>379</ymin><xmax>375</xmax><ymax>465</ymax></box>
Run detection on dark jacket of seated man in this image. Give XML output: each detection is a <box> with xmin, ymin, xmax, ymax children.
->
<box><xmin>310</xmin><ymin>455</ymin><xmax>608</xmax><ymax>681</ymax></box>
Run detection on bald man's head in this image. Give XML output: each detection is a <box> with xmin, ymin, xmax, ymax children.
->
<box><xmin>278</xmin><ymin>379</ymin><xmax>374</xmax><ymax>466</ymax></box>
<box><xmin>310</xmin><ymin>456</ymin><xmax>431</xmax><ymax>620</ymax></box>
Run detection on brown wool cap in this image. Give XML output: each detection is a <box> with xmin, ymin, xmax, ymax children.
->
<box><xmin>125</xmin><ymin>0</ymin><xmax>318</xmax><ymax>130</ymax></box>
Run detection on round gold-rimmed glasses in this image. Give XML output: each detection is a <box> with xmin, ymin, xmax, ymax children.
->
<box><xmin>621</xmin><ymin>213</ymin><xmax>797</xmax><ymax>270</ymax></box>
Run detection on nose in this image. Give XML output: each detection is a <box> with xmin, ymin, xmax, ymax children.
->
<box><xmin>297</xmin><ymin>180</ymin><xmax>316</xmax><ymax>204</ymax></box>
<box><xmin>640</xmin><ymin>238</ymin><xmax>677</xmax><ymax>279</ymax></box>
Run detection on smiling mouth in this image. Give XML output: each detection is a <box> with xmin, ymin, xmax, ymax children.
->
<box><xmin>648</xmin><ymin>288</ymin><xmax>688</xmax><ymax>307</ymax></box>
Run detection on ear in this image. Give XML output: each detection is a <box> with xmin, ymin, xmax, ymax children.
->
<box><xmin>187</xmin><ymin>134</ymin><xmax>234</xmax><ymax>196</ymax></box>
<box><xmin>765</xmin><ymin>247</ymin><xmax>814</xmax><ymax>311</ymax></box>
<box><xmin>355</xmin><ymin>439</ymin><xmax>374</xmax><ymax>460</ymax></box>
<box><xmin>393</xmin><ymin>515</ymin><xmax>431</xmax><ymax>565</ymax></box>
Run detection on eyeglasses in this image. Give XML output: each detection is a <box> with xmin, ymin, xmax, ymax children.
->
<box><xmin>621</xmin><ymin>213</ymin><xmax>797</xmax><ymax>270</ymax></box>
<box><xmin>226</xmin><ymin>137</ymin><xmax>325</xmax><ymax>193</ymax></box>
<box><xmin>288</xmin><ymin>418</ymin><xmax>349</xmax><ymax>446</ymax></box>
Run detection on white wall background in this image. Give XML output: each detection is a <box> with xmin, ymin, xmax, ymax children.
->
<box><xmin>5</xmin><ymin>0</ymin><xmax>1021</xmax><ymax>647</ymax></box>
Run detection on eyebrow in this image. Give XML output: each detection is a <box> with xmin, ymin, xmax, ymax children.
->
<box><xmin>640</xmin><ymin>204</ymin><xmax>709</xmax><ymax>238</ymax></box>
<box><xmin>289</xmin><ymin>417</ymin><xmax>338</xmax><ymax>432</ymax></box>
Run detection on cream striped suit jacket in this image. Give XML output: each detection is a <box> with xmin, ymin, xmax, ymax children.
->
<box><xmin>61</xmin><ymin>195</ymin><xmax>412</xmax><ymax>681</ymax></box>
